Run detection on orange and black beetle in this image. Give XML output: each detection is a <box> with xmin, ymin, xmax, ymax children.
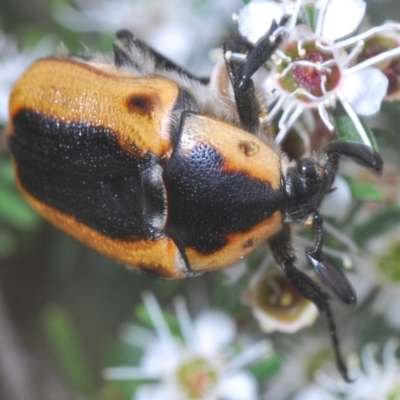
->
<box><xmin>7</xmin><ymin>21</ymin><xmax>382</xmax><ymax>380</ymax></box>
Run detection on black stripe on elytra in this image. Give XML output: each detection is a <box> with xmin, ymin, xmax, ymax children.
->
<box><xmin>163</xmin><ymin>111</ymin><xmax>286</xmax><ymax>255</ymax></box>
<box><xmin>8</xmin><ymin>109</ymin><xmax>166</xmax><ymax>240</ymax></box>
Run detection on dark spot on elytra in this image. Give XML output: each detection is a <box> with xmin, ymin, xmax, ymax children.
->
<box><xmin>242</xmin><ymin>238</ymin><xmax>255</xmax><ymax>249</ymax></box>
<box><xmin>126</xmin><ymin>94</ymin><xmax>158</xmax><ymax>115</ymax></box>
<box><xmin>238</xmin><ymin>140</ymin><xmax>259</xmax><ymax>157</ymax></box>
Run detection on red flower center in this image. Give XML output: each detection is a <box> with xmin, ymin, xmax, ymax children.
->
<box><xmin>277</xmin><ymin>40</ymin><xmax>342</xmax><ymax>103</ymax></box>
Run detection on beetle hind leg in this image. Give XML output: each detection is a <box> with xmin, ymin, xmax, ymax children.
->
<box><xmin>114</xmin><ymin>29</ymin><xmax>208</xmax><ymax>83</ymax></box>
<box><xmin>268</xmin><ymin>224</ymin><xmax>352</xmax><ymax>382</ymax></box>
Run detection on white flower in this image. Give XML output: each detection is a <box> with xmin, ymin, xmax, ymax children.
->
<box><xmin>242</xmin><ymin>263</ymin><xmax>318</xmax><ymax>334</ymax></box>
<box><xmin>297</xmin><ymin>340</ymin><xmax>400</xmax><ymax>399</ymax></box>
<box><xmin>365</xmin><ymin>224</ymin><xmax>400</xmax><ymax>330</ymax></box>
<box><xmin>354</xmin><ymin>31</ymin><xmax>400</xmax><ymax>102</ymax></box>
<box><xmin>238</xmin><ymin>0</ymin><xmax>286</xmax><ymax>43</ymax></box>
<box><xmin>293</xmin><ymin>386</ymin><xmax>337</xmax><ymax>400</ymax></box>
<box><xmin>332</xmin><ymin>160</ymin><xmax>400</xmax><ymax>325</ymax></box>
<box><xmin>104</xmin><ymin>292</ymin><xmax>271</xmax><ymax>400</ymax></box>
<box><xmin>263</xmin><ymin>335</ymin><xmax>341</xmax><ymax>400</ymax></box>
<box><xmin>320</xmin><ymin>175</ymin><xmax>352</xmax><ymax>220</ymax></box>
<box><xmin>237</xmin><ymin>0</ymin><xmax>400</xmax><ymax>146</ymax></box>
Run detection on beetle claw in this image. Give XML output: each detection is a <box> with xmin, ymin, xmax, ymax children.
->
<box><xmin>306</xmin><ymin>250</ymin><xmax>357</xmax><ymax>305</ymax></box>
<box><xmin>324</xmin><ymin>140</ymin><xmax>383</xmax><ymax>173</ymax></box>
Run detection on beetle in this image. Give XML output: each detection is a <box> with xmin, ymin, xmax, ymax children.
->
<box><xmin>7</xmin><ymin>20</ymin><xmax>382</xmax><ymax>381</ymax></box>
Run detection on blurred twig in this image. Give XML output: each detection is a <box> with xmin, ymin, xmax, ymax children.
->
<box><xmin>0</xmin><ymin>286</ymin><xmax>36</xmax><ymax>400</ymax></box>
<box><xmin>0</xmin><ymin>134</ymin><xmax>8</xmax><ymax>155</ymax></box>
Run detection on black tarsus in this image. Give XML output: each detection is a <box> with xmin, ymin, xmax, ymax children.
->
<box><xmin>268</xmin><ymin>225</ymin><xmax>353</xmax><ymax>382</ymax></box>
<box><xmin>324</xmin><ymin>140</ymin><xmax>383</xmax><ymax>173</ymax></box>
<box><xmin>306</xmin><ymin>212</ymin><xmax>357</xmax><ymax>305</ymax></box>
<box><xmin>223</xmin><ymin>16</ymin><xmax>288</xmax><ymax>134</ymax></box>
<box><xmin>239</xmin><ymin>16</ymin><xmax>289</xmax><ymax>89</ymax></box>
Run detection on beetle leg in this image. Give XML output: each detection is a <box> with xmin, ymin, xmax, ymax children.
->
<box><xmin>268</xmin><ymin>224</ymin><xmax>352</xmax><ymax>382</ymax></box>
<box><xmin>223</xmin><ymin>17</ymin><xmax>287</xmax><ymax>134</ymax></box>
<box><xmin>114</xmin><ymin>29</ymin><xmax>209</xmax><ymax>84</ymax></box>
<box><xmin>306</xmin><ymin>212</ymin><xmax>357</xmax><ymax>305</ymax></box>
<box><xmin>223</xmin><ymin>37</ymin><xmax>260</xmax><ymax>134</ymax></box>
<box><xmin>324</xmin><ymin>140</ymin><xmax>383</xmax><ymax>173</ymax></box>
<box><xmin>238</xmin><ymin>17</ymin><xmax>289</xmax><ymax>88</ymax></box>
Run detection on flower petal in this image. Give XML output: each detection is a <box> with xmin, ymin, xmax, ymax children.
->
<box><xmin>243</xmin><ymin>269</ymin><xmax>318</xmax><ymax>334</ymax></box>
<box><xmin>195</xmin><ymin>311</ymin><xmax>235</xmax><ymax>354</ymax></box>
<box><xmin>253</xmin><ymin>298</ymin><xmax>318</xmax><ymax>333</ymax></box>
<box><xmin>320</xmin><ymin>176</ymin><xmax>352</xmax><ymax>220</ymax></box>
<box><xmin>293</xmin><ymin>386</ymin><xmax>338</xmax><ymax>400</ymax></box>
<box><xmin>321</xmin><ymin>0</ymin><xmax>366</xmax><ymax>41</ymax></box>
<box><xmin>238</xmin><ymin>0</ymin><xmax>284</xmax><ymax>43</ymax></box>
<box><xmin>218</xmin><ymin>371</ymin><xmax>258</xmax><ymax>400</ymax></box>
<box><xmin>140</xmin><ymin>340</ymin><xmax>181</xmax><ymax>374</ymax></box>
<box><xmin>135</xmin><ymin>385</ymin><xmax>177</xmax><ymax>400</ymax></box>
<box><xmin>342</xmin><ymin>67</ymin><xmax>388</xmax><ymax>115</ymax></box>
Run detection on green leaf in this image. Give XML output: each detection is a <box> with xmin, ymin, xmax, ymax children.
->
<box><xmin>301</xmin><ymin>4</ymin><xmax>317</xmax><ymax>31</ymax></box>
<box><xmin>248</xmin><ymin>354</ymin><xmax>282</xmax><ymax>381</ymax></box>
<box><xmin>0</xmin><ymin>183</ymin><xmax>41</xmax><ymax>230</ymax></box>
<box><xmin>242</xmin><ymin>0</ymin><xmax>251</xmax><ymax>4</ymax></box>
<box><xmin>345</xmin><ymin>177</ymin><xmax>385</xmax><ymax>201</ymax></box>
<box><xmin>371</xmin><ymin>127</ymin><xmax>391</xmax><ymax>138</ymax></box>
<box><xmin>0</xmin><ymin>227</ymin><xmax>17</xmax><ymax>257</ymax></box>
<box><xmin>106</xmin><ymin>339</ymin><xmax>142</xmax><ymax>366</ymax></box>
<box><xmin>332</xmin><ymin>112</ymin><xmax>378</xmax><ymax>151</ymax></box>
<box><xmin>380</xmin><ymin>101</ymin><xmax>400</xmax><ymax>113</ymax></box>
<box><xmin>97</xmin><ymin>383</ymin><xmax>131</xmax><ymax>400</ymax></box>
<box><xmin>0</xmin><ymin>158</ymin><xmax>15</xmax><ymax>183</ymax></box>
<box><xmin>41</xmin><ymin>304</ymin><xmax>95</xmax><ymax>395</ymax></box>
<box><xmin>353</xmin><ymin>207</ymin><xmax>400</xmax><ymax>246</ymax></box>
<box><xmin>102</xmin><ymin>381</ymin><xmax>142</xmax><ymax>400</ymax></box>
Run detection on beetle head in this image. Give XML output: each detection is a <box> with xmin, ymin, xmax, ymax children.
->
<box><xmin>285</xmin><ymin>140</ymin><xmax>383</xmax><ymax>222</ymax></box>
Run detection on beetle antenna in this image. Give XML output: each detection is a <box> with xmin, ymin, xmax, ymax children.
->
<box><xmin>284</xmin><ymin>262</ymin><xmax>353</xmax><ymax>382</ymax></box>
<box><xmin>323</xmin><ymin>293</ymin><xmax>354</xmax><ymax>382</ymax></box>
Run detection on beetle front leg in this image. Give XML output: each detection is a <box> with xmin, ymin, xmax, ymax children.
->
<box><xmin>223</xmin><ymin>18</ymin><xmax>287</xmax><ymax>134</ymax></box>
<box><xmin>223</xmin><ymin>36</ymin><xmax>260</xmax><ymax>134</ymax></box>
<box><xmin>268</xmin><ymin>224</ymin><xmax>352</xmax><ymax>382</ymax></box>
<box><xmin>306</xmin><ymin>212</ymin><xmax>357</xmax><ymax>305</ymax></box>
